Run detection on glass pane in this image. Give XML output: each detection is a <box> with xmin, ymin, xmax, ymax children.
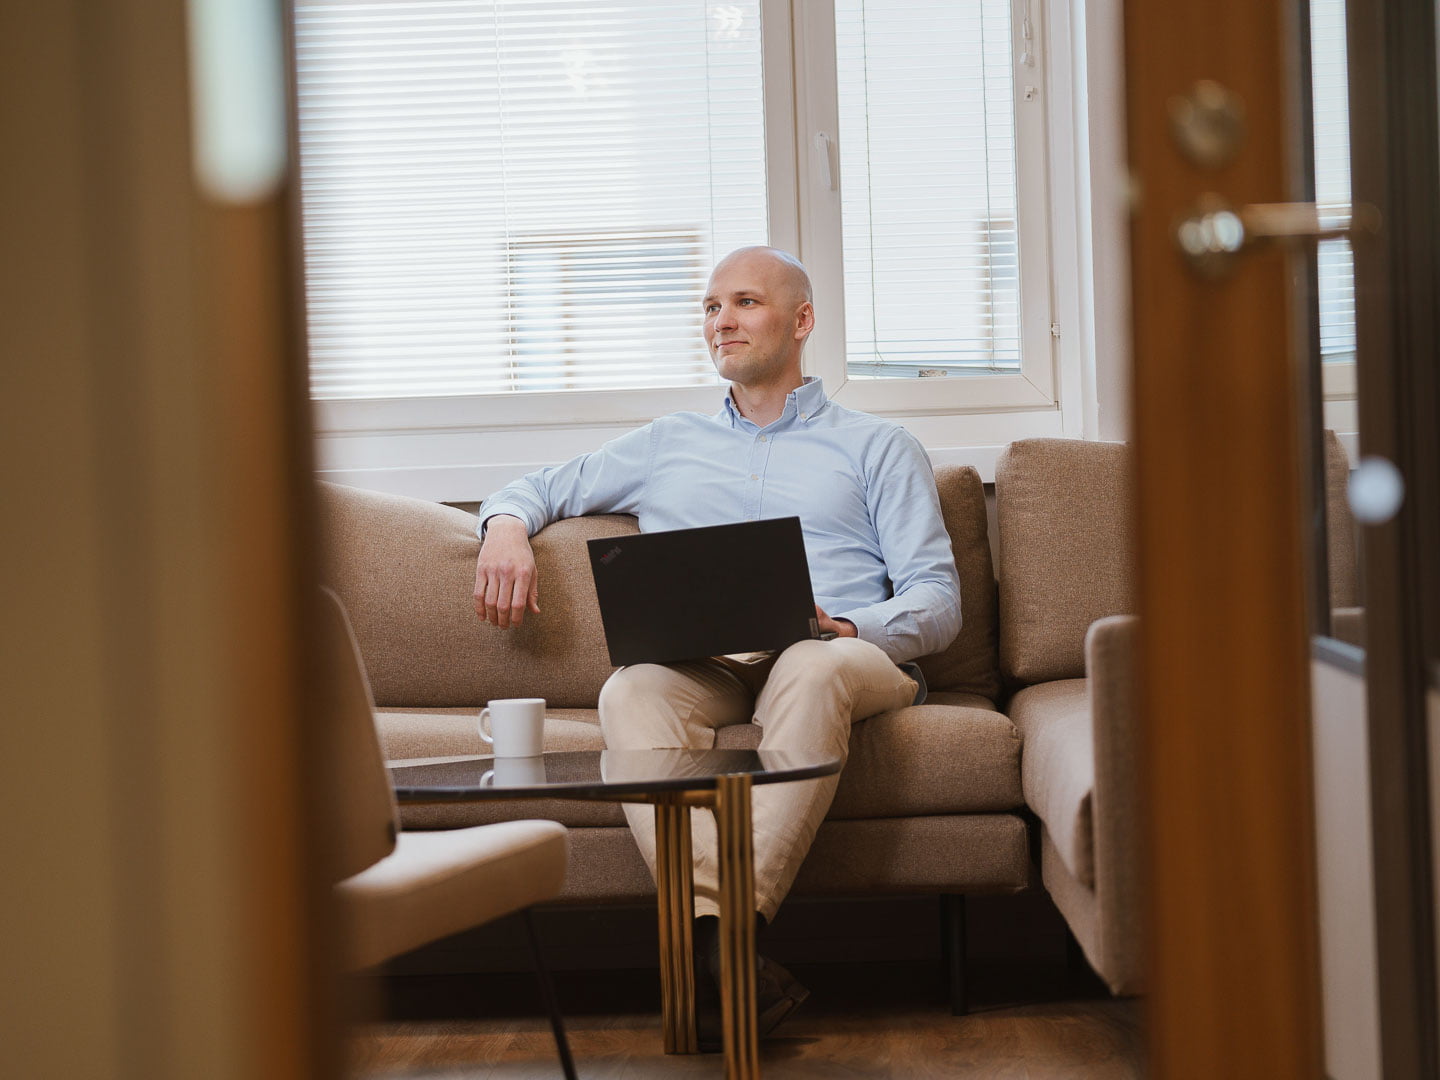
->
<box><xmin>1311</xmin><ymin>0</ymin><xmax>1355</xmax><ymax>364</ymax></box>
<box><xmin>294</xmin><ymin>1</ymin><xmax>768</xmax><ymax>399</ymax></box>
<box><xmin>835</xmin><ymin>0</ymin><xmax>1021</xmax><ymax>379</ymax></box>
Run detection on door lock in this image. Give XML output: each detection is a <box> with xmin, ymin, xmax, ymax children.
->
<box><xmin>1169</xmin><ymin>81</ymin><xmax>1247</xmax><ymax>169</ymax></box>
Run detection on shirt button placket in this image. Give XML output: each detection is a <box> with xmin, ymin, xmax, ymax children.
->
<box><xmin>745</xmin><ymin>432</ymin><xmax>770</xmax><ymax>521</ymax></box>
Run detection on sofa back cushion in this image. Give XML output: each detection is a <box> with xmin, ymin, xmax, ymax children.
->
<box><xmin>321</xmin><ymin>461</ymin><xmax>1002</xmax><ymax>706</ymax></box>
<box><xmin>320</xmin><ymin>482</ymin><xmax>635</xmax><ymax>707</ymax></box>
<box><xmin>915</xmin><ymin>464</ymin><xmax>1002</xmax><ymax>700</ymax></box>
<box><xmin>1323</xmin><ymin>429</ymin><xmax>1358</xmax><ymax>609</ymax></box>
<box><xmin>995</xmin><ymin>439</ymin><xmax>1135</xmax><ymax>685</ymax></box>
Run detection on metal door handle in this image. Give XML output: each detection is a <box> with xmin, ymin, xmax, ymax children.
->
<box><xmin>1175</xmin><ymin>196</ymin><xmax>1380</xmax><ymax>277</ymax></box>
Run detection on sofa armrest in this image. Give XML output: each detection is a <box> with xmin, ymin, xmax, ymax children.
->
<box><xmin>1329</xmin><ymin>605</ymin><xmax>1365</xmax><ymax>649</ymax></box>
<box><xmin>1084</xmin><ymin>613</ymin><xmax>1145</xmax><ymax>994</ymax></box>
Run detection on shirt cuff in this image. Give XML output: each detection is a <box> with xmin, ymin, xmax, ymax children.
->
<box><xmin>834</xmin><ymin>605</ymin><xmax>888</xmax><ymax>655</ymax></box>
<box><xmin>477</xmin><ymin>504</ymin><xmax>536</xmax><ymax>539</ymax></box>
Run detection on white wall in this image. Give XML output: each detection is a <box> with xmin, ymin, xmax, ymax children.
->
<box><xmin>1074</xmin><ymin>0</ymin><xmax>1132</xmax><ymax>442</ymax></box>
<box><xmin>1311</xmin><ymin>653</ymin><xmax>1382</xmax><ymax>1080</ymax></box>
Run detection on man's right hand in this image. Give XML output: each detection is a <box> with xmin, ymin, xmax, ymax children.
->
<box><xmin>474</xmin><ymin>515</ymin><xmax>540</xmax><ymax>628</ymax></box>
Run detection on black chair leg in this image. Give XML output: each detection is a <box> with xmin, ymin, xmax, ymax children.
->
<box><xmin>523</xmin><ymin>908</ymin><xmax>578</xmax><ymax>1080</ymax></box>
<box><xmin>939</xmin><ymin>893</ymin><xmax>968</xmax><ymax>1015</ymax></box>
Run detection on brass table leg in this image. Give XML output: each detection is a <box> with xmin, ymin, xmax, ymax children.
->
<box><xmin>653</xmin><ymin>797</ymin><xmax>697</xmax><ymax>1053</ymax></box>
<box><xmin>716</xmin><ymin>774</ymin><xmax>759</xmax><ymax>1079</ymax></box>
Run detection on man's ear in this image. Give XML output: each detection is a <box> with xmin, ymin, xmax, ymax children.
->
<box><xmin>794</xmin><ymin>301</ymin><xmax>815</xmax><ymax>341</ymax></box>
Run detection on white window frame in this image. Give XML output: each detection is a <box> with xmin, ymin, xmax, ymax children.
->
<box><xmin>311</xmin><ymin>0</ymin><xmax>1087</xmax><ymax>499</ymax></box>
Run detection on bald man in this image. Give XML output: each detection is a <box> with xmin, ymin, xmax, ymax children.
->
<box><xmin>474</xmin><ymin>247</ymin><xmax>962</xmax><ymax>1045</ymax></box>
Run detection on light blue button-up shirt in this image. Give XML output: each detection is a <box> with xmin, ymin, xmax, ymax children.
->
<box><xmin>479</xmin><ymin>377</ymin><xmax>962</xmax><ymax>667</ymax></box>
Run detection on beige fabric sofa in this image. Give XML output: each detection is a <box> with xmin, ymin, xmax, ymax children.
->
<box><xmin>994</xmin><ymin>440</ymin><xmax>1143</xmax><ymax>993</ymax></box>
<box><xmin>318</xmin><ymin>432</ymin><xmax>1356</xmax><ymax>999</ymax></box>
<box><xmin>990</xmin><ymin>430</ymin><xmax>1355</xmax><ymax>996</ymax></box>
<box><xmin>321</xmin><ymin>464</ymin><xmax>1032</xmax><ymax>931</ymax></box>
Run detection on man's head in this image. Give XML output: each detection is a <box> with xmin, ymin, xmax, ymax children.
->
<box><xmin>702</xmin><ymin>246</ymin><xmax>815</xmax><ymax>389</ymax></box>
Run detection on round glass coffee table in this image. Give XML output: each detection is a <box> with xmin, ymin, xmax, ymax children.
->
<box><xmin>389</xmin><ymin>748</ymin><xmax>842</xmax><ymax>1079</ymax></box>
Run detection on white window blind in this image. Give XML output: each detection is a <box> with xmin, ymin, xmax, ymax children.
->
<box><xmin>293</xmin><ymin>0</ymin><xmax>768</xmax><ymax>400</ymax></box>
<box><xmin>1310</xmin><ymin>0</ymin><xmax>1355</xmax><ymax>364</ymax></box>
<box><xmin>835</xmin><ymin>0</ymin><xmax>1021</xmax><ymax>378</ymax></box>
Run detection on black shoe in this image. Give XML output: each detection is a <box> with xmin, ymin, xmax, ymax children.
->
<box><xmin>756</xmin><ymin>953</ymin><xmax>810</xmax><ymax>1035</ymax></box>
<box><xmin>696</xmin><ymin>974</ymin><xmax>723</xmax><ymax>1053</ymax></box>
<box><xmin>694</xmin><ymin>950</ymin><xmax>810</xmax><ymax>1052</ymax></box>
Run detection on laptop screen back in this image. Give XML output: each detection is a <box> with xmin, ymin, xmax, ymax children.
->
<box><xmin>586</xmin><ymin>517</ymin><xmax>818</xmax><ymax>667</ymax></box>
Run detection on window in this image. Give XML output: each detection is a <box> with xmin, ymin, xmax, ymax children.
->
<box><xmin>1308</xmin><ymin>0</ymin><xmax>1358</xmax><ymax>443</ymax></box>
<box><xmin>295</xmin><ymin>0</ymin><xmax>766</xmax><ymax>400</ymax></box>
<box><xmin>836</xmin><ymin>0</ymin><xmax>1021</xmax><ymax>379</ymax></box>
<box><xmin>502</xmin><ymin>229</ymin><xmax>715</xmax><ymax>392</ymax></box>
<box><xmin>1309</xmin><ymin>0</ymin><xmax>1354</xmax><ymax>366</ymax></box>
<box><xmin>296</xmin><ymin>0</ymin><xmax>1080</xmax><ymax>498</ymax></box>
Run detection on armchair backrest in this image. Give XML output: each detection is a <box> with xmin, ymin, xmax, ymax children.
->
<box><xmin>318</xmin><ymin>588</ymin><xmax>400</xmax><ymax>883</ymax></box>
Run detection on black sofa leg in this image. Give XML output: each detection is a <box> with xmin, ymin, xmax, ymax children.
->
<box><xmin>940</xmin><ymin>893</ymin><xmax>968</xmax><ymax>1015</ymax></box>
<box><xmin>1065</xmin><ymin>925</ymin><xmax>1088</xmax><ymax>974</ymax></box>
<box><xmin>523</xmin><ymin>908</ymin><xmax>579</xmax><ymax>1080</ymax></box>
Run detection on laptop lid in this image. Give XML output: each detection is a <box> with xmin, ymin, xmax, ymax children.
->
<box><xmin>586</xmin><ymin>517</ymin><xmax>819</xmax><ymax>667</ymax></box>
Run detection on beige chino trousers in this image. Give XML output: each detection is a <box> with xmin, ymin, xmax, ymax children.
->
<box><xmin>597</xmin><ymin>637</ymin><xmax>918</xmax><ymax>922</ymax></box>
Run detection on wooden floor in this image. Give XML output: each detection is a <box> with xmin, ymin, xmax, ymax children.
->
<box><xmin>348</xmin><ymin>960</ymin><xmax>1143</xmax><ymax>1079</ymax></box>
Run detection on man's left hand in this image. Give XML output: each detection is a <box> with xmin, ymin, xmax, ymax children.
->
<box><xmin>815</xmin><ymin>605</ymin><xmax>858</xmax><ymax>638</ymax></box>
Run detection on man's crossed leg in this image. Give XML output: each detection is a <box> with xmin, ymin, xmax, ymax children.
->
<box><xmin>598</xmin><ymin>636</ymin><xmax>918</xmax><ymax>1045</ymax></box>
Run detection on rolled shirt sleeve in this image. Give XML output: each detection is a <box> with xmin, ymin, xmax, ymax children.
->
<box><xmin>830</xmin><ymin>429</ymin><xmax>962</xmax><ymax>664</ymax></box>
<box><xmin>478</xmin><ymin>423</ymin><xmax>654</xmax><ymax>537</ymax></box>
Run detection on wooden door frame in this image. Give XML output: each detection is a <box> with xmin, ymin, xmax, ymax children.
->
<box><xmin>1125</xmin><ymin>0</ymin><xmax>1325</xmax><ymax>1073</ymax></box>
<box><xmin>1</xmin><ymin>1</ymin><xmax>336</xmax><ymax>1075</ymax></box>
<box><xmin>1348</xmin><ymin>0</ymin><xmax>1440</xmax><ymax>1075</ymax></box>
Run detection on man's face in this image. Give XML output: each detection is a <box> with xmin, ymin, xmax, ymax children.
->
<box><xmin>702</xmin><ymin>252</ymin><xmax>813</xmax><ymax>386</ymax></box>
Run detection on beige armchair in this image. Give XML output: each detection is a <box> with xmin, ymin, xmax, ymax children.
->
<box><xmin>318</xmin><ymin>589</ymin><xmax>576</xmax><ymax>1078</ymax></box>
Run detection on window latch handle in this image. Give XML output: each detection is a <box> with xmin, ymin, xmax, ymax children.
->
<box><xmin>812</xmin><ymin>132</ymin><xmax>835</xmax><ymax>191</ymax></box>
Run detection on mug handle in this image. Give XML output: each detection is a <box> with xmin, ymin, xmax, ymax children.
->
<box><xmin>479</xmin><ymin>769</ymin><xmax>495</xmax><ymax>786</ymax></box>
<box><xmin>478</xmin><ymin>707</ymin><xmax>495</xmax><ymax>745</ymax></box>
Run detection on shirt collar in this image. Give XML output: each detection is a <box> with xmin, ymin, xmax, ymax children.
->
<box><xmin>720</xmin><ymin>376</ymin><xmax>829</xmax><ymax>428</ymax></box>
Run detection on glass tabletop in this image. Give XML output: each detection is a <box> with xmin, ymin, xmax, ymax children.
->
<box><xmin>388</xmin><ymin>748</ymin><xmax>842</xmax><ymax>802</ymax></box>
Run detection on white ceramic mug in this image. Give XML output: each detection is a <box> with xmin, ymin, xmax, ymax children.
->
<box><xmin>480</xmin><ymin>756</ymin><xmax>548</xmax><ymax>787</ymax></box>
<box><xmin>478</xmin><ymin>697</ymin><xmax>546</xmax><ymax>758</ymax></box>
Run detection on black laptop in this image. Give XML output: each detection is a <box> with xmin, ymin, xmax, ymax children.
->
<box><xmin>586</xmin><ymin>517</ymin><xmax>823</xmax><ymax>666</ymax></box>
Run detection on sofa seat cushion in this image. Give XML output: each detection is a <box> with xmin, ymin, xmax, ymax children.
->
<box><xmin>809</xmin><ymin>697</ymin><xmax>1022</xmax><ymax>820</ymax></box>
<box><xmin>378</xmin><ymin>707</ymin><xmax>606</xmax><ymax>762</ymax></box>
<box><xmin>384</xmin><ymin>695</ymin><xmax>1021</xmax><ymax>829</ymax></box>
<box><xmin>1008</xmin><ymin>679</ymin><xmax>1095</xmax><ymax>887</ymax></box>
